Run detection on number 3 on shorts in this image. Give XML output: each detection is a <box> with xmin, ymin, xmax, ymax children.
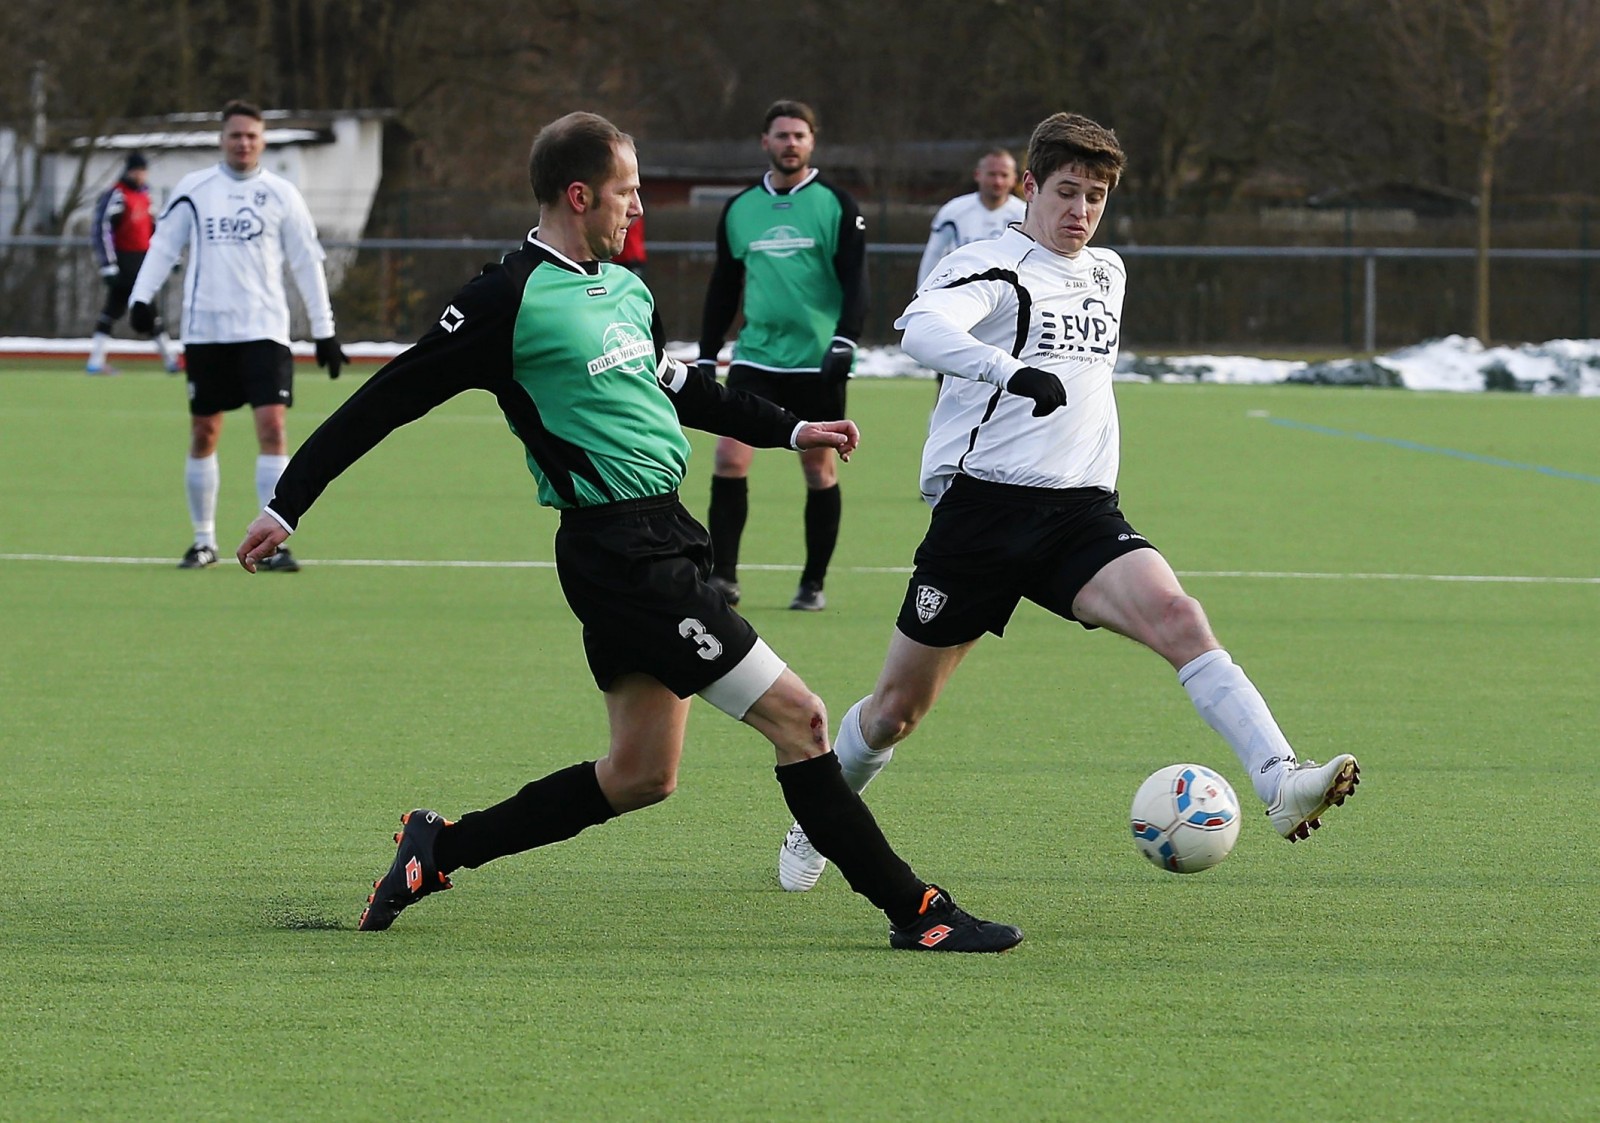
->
<box><xmin>678</xmin><ymin>618</ymin><xmax>724</xmax><ymax>661</ymax></box>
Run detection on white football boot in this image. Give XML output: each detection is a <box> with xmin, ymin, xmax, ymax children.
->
<box><xmin>778</xmin><ymin>822</ymin><xmax>829</xmax><ymax>891</ymax></box>
<box><xmin>1267</xmin><ymin>754</ymin><xmax>1360</xmax><ymax>841</ymax></box>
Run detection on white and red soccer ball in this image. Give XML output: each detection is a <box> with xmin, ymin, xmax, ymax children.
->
<box><xmin>1130</xmin><ymin>763</ymin><xmax>1241</xmax><ymax>873</ymax></box>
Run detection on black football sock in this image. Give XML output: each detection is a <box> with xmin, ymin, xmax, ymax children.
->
<box><xmin>434</xmin><ymin>761</ymin><xmax>618</xmax><ymax>873</ymax></box>
<box><xmin>775</xmin><ymin>751</ymin><xmax>926</xmax><ymax>926</ymax></box>
<box><xmin>800</xmin><ymin>484</ymin><xmax>840</xmax><ymax>587</ymax></box>
<box><xmin>708</xmin><ymin>475</ymin><xmax>749</xmax><ymax>580</ymax></box>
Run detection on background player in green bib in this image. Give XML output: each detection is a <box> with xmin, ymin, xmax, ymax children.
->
<box><xmin>235</xmin><ymin>111</ymin><xmax>1019</xmax><ymax>953</ymax></box>
<box><xmin>699</xmin><ymin>100</ymin><xmax>867</xmax><ymax>612</ymax></box>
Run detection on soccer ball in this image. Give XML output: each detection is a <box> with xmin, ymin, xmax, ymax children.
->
<box><xmin>1130</xmin><ymin>763</ymin><xmax>1241</xmax><ymax>873</ymax></box>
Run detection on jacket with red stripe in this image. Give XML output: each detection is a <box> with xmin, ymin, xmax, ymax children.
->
<box><xmin>91</xmin><ymin>179</ymin><xmax>155</xmax><ymax>268</ymax></box>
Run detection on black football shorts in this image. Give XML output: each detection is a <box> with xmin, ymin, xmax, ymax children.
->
<box><xmin>894</xmin><ymin>474</ymin><xmax>1159</xmax><ymax>647</ymax></box>
<box><xmin>726</xmin><ymin>363</ymin><xmax>846</xmax><ymax>422</ymax></box>
<box><xmin>555</xmin><ymin>494</ymin><xmax>772</xmax><ymax>702</ymax></box>
<box><xmin>184</xmin><ymin>340</ymin><xmax>294</xmax><ymax>415</ymax></box>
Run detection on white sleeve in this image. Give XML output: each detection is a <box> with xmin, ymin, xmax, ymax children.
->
<box><xmin>281</xmin><ymin>190</ymin><xmax>336</xmax><ymax>339</ymax></box>
<box><xmin>916</xmin><ymin>217</ymin><xmax>956</xmax><ymax>286</ymax></box>
<box><xmin>129</xmin><ymin>200</ymin><xmax>191</xmax><ymax>304</ymax></box>
<box><xmin>895</xmin><ymin>282</ymin><xmax>1025</xmax><ymax>389</ymax></box>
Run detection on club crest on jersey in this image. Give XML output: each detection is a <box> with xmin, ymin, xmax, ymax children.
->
<box><xmin>749</xmin><ymin>225</ymin><xmax>815</xmax><ymax>257</ymax></box>
<box><xmin>587</xmin><ymin>321</ymin><xmax>654</xmax><ymax>377</ymax></box>
<box><xmin>253</xmin><ymin>190</ymin><xmax>268</xmax><ymax>207</ymax></box>
<box><xmin>1092</xmin><ymin>263</ymin><xmax>1111</xmax><ymax>294</ymax></box>
<box><xmin>915</xmin><ymin>584</ymin><xmax>948</xmax><ymax>624</ymax></box>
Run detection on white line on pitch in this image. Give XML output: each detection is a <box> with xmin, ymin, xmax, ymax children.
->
<box><xmin>2</xmin><ymin>552</ymin><xmax>1599</xmax><ymax>584</ymax></box>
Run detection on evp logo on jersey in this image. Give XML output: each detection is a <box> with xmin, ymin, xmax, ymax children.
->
<box><xmin>204</xmin><ymin>208</ymin><xmax>265</xmax><ymax>243</ymax></box>
<box><xmin>587</xmin><ymin>322</ymin><xmax>654</xmax><ymax>377</ymax></box>
<box><xmin>1036</xmin><ymin>298</ymin><xmax>1119</xmax><ymax>357</ymax></box>
<box><xmin>749</xmin><ymin>225</ymin><xmax>816</xmax><ymax>257</ymax></box>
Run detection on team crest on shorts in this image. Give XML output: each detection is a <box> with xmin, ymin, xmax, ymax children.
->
<box><xmin>915</xmin><ymin>584</ymin><xmax>948</xmax><ymax>624</ymax></box>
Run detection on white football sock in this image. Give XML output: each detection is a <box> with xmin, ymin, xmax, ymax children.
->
<box><xmin>88</xmin><ymin>332</ymin><xmax>110</xmax><ymax>369</ymax></box>
<box><xmin>1178</xmin><ymin>649</ymin><xmax>1298</xmax><ymax>803</ymax></box>
<box><xmin>185</xmin><ymin>453</ymin><xmax>219</xmax><ymax>549</ymax></box>
<box><xmin>834</xmin><ymin>696</ymin><xmax>894</xmax><ymax>794</ymax></box>
<box><xmin>256</xmin><ymin>454</ymin><xmax>289</xmax><ymax>511</ymax></box>
<box><xmin>155</xmin><ymin>332</ymin><xmax>180</xmax><ymax>370</ymax></box>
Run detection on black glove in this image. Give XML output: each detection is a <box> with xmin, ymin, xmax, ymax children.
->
<box><xmin>315</xmin><ymin>336</ymin><xmax>348</xmax><ymax>380</ymax></box>
<box><xmin>1006</xmin><ymin>366</ymin><xmax>1067</xmax><ymax>416</ymax></box>
<box><xmin>819</xmin><ymin>339</ymin><xmax>856</xmax><ymax>383</ymax></box>
<box><xmin>128</xmin><ymin>301</ymin><xmax>155</xmax><ymax>335</ymax></box>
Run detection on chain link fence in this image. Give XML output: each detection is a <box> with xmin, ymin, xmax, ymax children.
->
<box><xmin>4</xmin><ymin>234</ymin><xmax>1597</xmax><ymax>350</ymax></box>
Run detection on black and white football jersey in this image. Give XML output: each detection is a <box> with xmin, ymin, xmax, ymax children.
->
<box><xmin>895</xmin><ymin>227</ymin><xmax>1126</xmax><ymax>505</ymax></box>
<box><xmin>130</xmin><ymin>164</ymin><xmax>335</xmax><ymax>346</ymax></box>
<box><xmin>915</xmin><ymin>192</ymin><xmax>1027</xmax><ymax>285</ymax></box>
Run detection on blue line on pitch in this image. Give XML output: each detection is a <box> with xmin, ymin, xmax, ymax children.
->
<box><xmin>1267</xmin><ymin>418</ymin><xmax>1600</xmax><ymax>485</ymax></box>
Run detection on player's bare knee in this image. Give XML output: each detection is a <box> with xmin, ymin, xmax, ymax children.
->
<box><xmin>773</xmin><ymin>686</ymin><xmax>831</xmax><ymax>760</ymax></box>
<box><xmin>744</xmin><ymin>670</ymin><xmax>832</xmax><ymax>762</ymax></box>
<box><xmin>712</xmin><ymin>442</ymin><xmax>752</xmax><ymax>476</ymax></box>
<box><xmin>864</xmin><ymin>693</ymin><xmax>922</xmax><ymax>747</ymax></box>
<box><xmin>1162</xmin><ymin>594</ymin><xmax>1215</xmax><ymax>651</ymax></box>
<box><xmin>795</xmin><ymin>688</ymin><xmax>830</xmax><ymax>750</ymax></box>
<box><xmin>610</xmin><ymin>766</ymin><xmax>677</xmax><ymax>811</ymax></box>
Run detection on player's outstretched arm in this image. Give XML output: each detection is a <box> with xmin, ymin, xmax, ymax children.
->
<box><xmin>793</xmin><ymin>419</ymin><xmax>859</xmax><ymax>463</ymax></box>
<box><xmin>237</xmin><ymin>514</ymin><xmax>290</xmax><ymax>573</ymax></box>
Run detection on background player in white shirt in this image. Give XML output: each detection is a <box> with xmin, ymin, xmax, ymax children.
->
<box><xmin>128</xmin><ymin>100</ymin><xmax>347</xmax><ymax>571</ymax></box>
<box><xmin>915</xmin><ymin>147</ymin><xmax>1027</xmax><ymax>287</ymax></box>
<box><xmin>777</xmin><ymin>112</ymin><xmax>1359</xmax><ymax>894</ymax></box>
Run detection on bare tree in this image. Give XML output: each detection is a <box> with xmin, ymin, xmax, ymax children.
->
<box><xmin>1383</xmin><ymin>0</ymin><xmax>1600</xmax><ymax>342</ymax></box>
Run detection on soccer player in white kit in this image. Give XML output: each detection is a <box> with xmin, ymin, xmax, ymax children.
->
<box><xmin>915</xmin><ymin>147</ymin><xmax>1027</xmax><ymax>287</ymax></box>
<box><xmin>128</xmin><ymin>100</ymin><xmax>347</xmax><ymax>571</ymax></box>
<box><xmin>777</xmin><ymin>112</ymin><xmax>1359</xmax><ymax>893</ymax></box>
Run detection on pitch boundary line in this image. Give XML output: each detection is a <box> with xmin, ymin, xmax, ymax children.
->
<box><xmin>3</xmin><ymin>552</ymin><xmax>1598</xmax><ymax>584</ymax></box>
<box><xmin>1266</xmin><ymin>417</ymin><xmax>1600</xmax><ymax>485</ymax></box>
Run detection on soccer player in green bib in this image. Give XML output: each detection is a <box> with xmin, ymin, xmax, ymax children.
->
<box><xmin>236</xmin><ymin>111</ymin><xmax>1019</xmax><ymax>952</ymax></box>
<box><xmin>699</xmin><ymin>100</ymin><xmax>867</xmax><ymax>612</ymax></box>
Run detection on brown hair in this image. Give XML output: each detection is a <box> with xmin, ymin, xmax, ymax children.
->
<box><xmin>528</xmin><ymin>112</ymin><xmax>633</xmax><ymax>205</ymax></box>
<box><xmin>221</xmin><ymin>99</ymin><xmax>263</xmax><ymax>123</ymax></box>
<box><xmin>1026</xmin><ymin>113</ymin><xmax>1124</xmax><ymax>190</ymax></box>
<box><xmin>763</xmin><ymin>100</ymin><xmax>817</xmax><ymax>135</ymax></box>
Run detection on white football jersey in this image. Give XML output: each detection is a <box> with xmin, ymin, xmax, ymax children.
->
<box><xmin>130</xmin><ymin>163</ymin><xmax>335</xmax><ymax>345</ymax></box>
<box><xmin>896</xmin><ymin>227</ymin><xmax>1126</xmax><ymax>505</ymax></box>
<box><xmin>915</xmin><ymin>192</ymin><xmax>1028</xmax><ymax>285</ymax></box>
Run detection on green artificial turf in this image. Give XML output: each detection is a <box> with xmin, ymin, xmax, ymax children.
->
<box><xmin>2</xmin><ymin>363</ymin><xmax>1597</xmax><ymax>1120</ymax></box>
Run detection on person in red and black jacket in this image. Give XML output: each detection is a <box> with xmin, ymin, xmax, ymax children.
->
<box><xmin>88</xmin><ymin>151</ymin><xmax>180</xmax><ymax>374</ymax></box>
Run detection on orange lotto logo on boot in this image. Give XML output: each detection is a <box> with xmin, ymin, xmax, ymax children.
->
<box><xmin>918</xmin><ymin>924</ymin><xmax>954</xmax><ymax>948</ymax></box>
<box><xmin>405</xmin><ymin>856</ymin><xmax>423</xmax><ymax>892</ymax></box>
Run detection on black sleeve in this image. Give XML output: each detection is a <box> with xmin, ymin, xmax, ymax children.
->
<box><xmin>655</xmin><ymin>311</ymin><xmax>798</xmax><ymax>446</ymax></box>
<box><xmin>268</xmin><ymin>267</ymin><xmax>519</xmax><ymax>529</ymax></box>
<box><xmin>697</xmin><ymin>196</ymin><xmax>745</xmax><ymax>361</ymax></box>
<box><xmin>831</xmin><ymin>186</ymin><xmax>868</xmax><ymax>343</ymax></box>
